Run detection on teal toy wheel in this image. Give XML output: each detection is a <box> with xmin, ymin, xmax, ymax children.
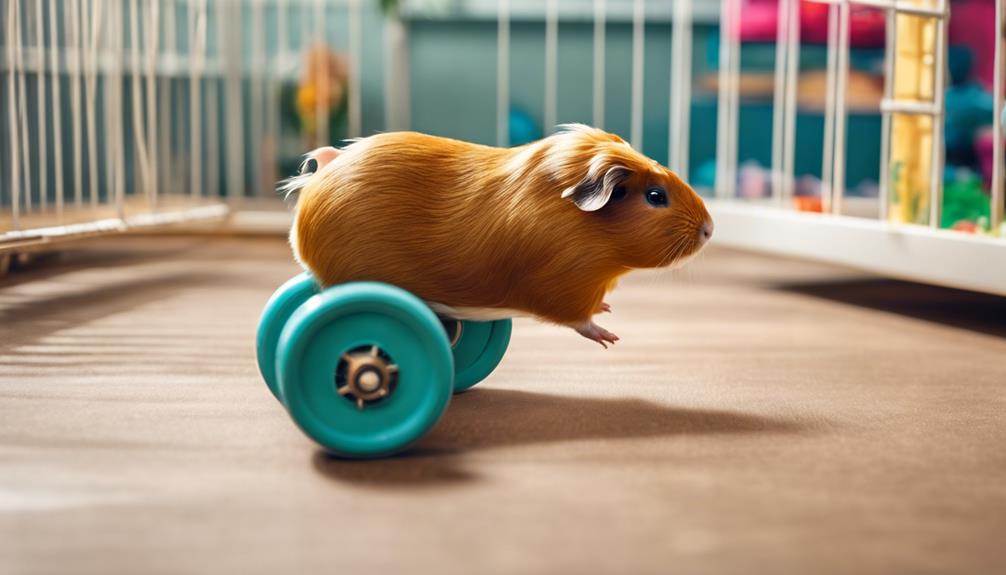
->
<box><xmin>447</xmin><ymin>318</ymin><xmax>512</xmax><ymax>392</ymax></box>
<box><xmin>276</xmin><ymin>282</ymin><xmax>454</xmax><ymax>458</ymax></box>
<box><xmin>256</xmin><ymin>272</ymin><xmax>319</xmax><ymax>400</ymax></box>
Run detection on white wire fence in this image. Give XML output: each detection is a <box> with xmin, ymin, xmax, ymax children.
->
<box><xmin>2</xmin><ymin>0</ymin><xmax>1004</xmax><ymax>294</ymax></box>
<box><xmin>1</xmin><ymin>0</ymin><xmax>370</xmax><ymax>249</ymax></box>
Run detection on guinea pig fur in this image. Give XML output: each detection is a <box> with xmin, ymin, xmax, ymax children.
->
<box><xmin>286</xmin><ymin>124</ymin><xmax>713</xmax><ymax>347</ymax></box>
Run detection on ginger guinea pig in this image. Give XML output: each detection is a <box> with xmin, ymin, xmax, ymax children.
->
<box><xmin>284</xmin><ymin>124</ymin><xmax>713</xmax><ymax>347</ymax></box>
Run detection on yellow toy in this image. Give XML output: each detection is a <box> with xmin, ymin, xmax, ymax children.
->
<box><xmin>888</xmin><ymin>3</ymin><xmax>940</xmax><ymax>225</ymax></box>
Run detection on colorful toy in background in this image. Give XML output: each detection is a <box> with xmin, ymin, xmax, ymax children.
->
<box><xmin>942</xmin><ymin>166</ymin><xmax>990</xmax><ymax>232</ymax></box>
<box><xmin>281</xmin><ymin>43</ymin><xmax>349</xmax><ymax>150</ymax></box>
<box><xmin>509</xmin><ymin>107</ymin><xmax>542</xmax><ymax>146</ymax></box>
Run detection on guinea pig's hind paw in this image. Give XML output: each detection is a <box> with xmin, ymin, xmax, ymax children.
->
<box><xmin>572</xmin><ymin>321</ymin><xmax>620</xmax><ymax>349</ymax></box>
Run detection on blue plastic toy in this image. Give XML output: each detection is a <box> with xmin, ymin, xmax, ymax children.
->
<box><xmin>256</xmin><ymin>273</ymin><xmax>511</xmax><ymax>457</ymax></box>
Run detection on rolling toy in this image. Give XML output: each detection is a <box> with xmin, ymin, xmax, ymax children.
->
<box><xmin>264</xmin><ymin>125</ymin><xmax>712</xmax><ymax>456</ymax></box>
<box><xmin>256</xmin><ymin>273</ymin><xmax>511</xmax><ymax>458</ymax></box>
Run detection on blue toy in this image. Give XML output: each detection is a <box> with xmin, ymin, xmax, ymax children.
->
<box><xmin>509</xmin><ymin>107</ymin><xmax>542</xmax><ymax>146</ymax></box>
<box><xmin>256</xmin><ymin>273</ymin><xmax>511</xmax><ymax>457</ymax></box>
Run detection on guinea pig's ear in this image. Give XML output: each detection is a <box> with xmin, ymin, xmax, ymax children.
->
<box><xmin>561</xmin><ymin>165</ymin><xmax>632</xmax><ymax>212</ymax></box>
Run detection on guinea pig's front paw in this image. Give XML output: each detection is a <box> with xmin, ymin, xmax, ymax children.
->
<box><xmin>596</xmin><ymin>302</ymin><xmax>612</xmax><ymax>314</ymax></box>
<box><xmin>571</xmin><ymin>320</ymin><xmax>620</xmax><ymax>349</ymax></box>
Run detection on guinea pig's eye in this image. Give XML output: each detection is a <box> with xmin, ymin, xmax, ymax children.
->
<box><xmin>610</xmin><ymin>186</ymin><xmax>627</xmax><ymax>201</ymax></box>
<box><xmin>301</xmin><ymin>158</ymin><xmax>319</xmax><ymax>175</ymax></box>
<box><xmin>645</xmin><ymin>187</ymin><xmax>668</xmax><ymax>207</ymax></box>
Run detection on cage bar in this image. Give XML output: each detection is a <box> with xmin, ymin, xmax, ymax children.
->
<box><xmin>497</xmin><ymin>0</ymin><xmax>509</xmax><ymax>147</ymax></box>
<box><xmin>49</xmin><ymin>0</ymin><xmax>65</xmax><ymax>216</ymax></box>
<box><xmin>878</xmin><ymin>4</ymin><xmax>895</xmax><ymax>221</ymax></box>
<box><xmin>348</xmin><ymin>0</ymin><xmax>362</xmax><ymax>139</ymax></box>
<box><xmin>669</xmin><ymin>0</ymin><xmax>693</xmax><ymax>180</ymax></box>
<box><xmin>771</xmin><ymin>0</ymin><xmax>789</xmax><ymax>202</ymax></box>
<box><xmin>35</xmin><ymin>0</ymin><xmax>48</xmax><ymax>212</ymax></box>
<box><xmin>593</xmin><ymin>0</ymin><xmax>605</xmax><ymax>129</ymax></box>
<box><xmin>630</xmin><ymin>0</ymin><xmax>644</xmax><ymax>150</ymax></box>
<box><xmin>781</xmin><ymin>0</ymin><xmax>800</xmax><ymax>202</ymax></box>
<box><xmin>6</xmin><ymin>0</ymin><xmax>22</xmax><ymax>228</ymax></box>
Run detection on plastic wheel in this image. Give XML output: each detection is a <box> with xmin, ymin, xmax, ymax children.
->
<box><xmin>450</xmin><ymin>318</ymin><xmax>512</xmax><ymax>392</ymax></box>
<box><xmin>256</xmin><ymin>272</ymin><xmax>319</xmax><ymax>400</ymax></box>
<box><xmin>276</xmin><ymin>282</ymin><xmax>454</xmax><ymax>458</ymax></box>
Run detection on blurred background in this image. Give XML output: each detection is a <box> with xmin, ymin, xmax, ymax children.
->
<box><xmin>1</xmin><ymin>0</ymin><xmax>1004</xmax><ymax>294</ymax></box>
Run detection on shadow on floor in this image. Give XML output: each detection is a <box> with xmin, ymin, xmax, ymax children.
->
<box><xmin>313</xmin><ymin>387</ymin><xmax>808</xmax><ymax>488</ymax></box>
<box><xmin>781</xmin><ymin>278</ymin><xmax>1006</xmax><ymax>338</ymax></box>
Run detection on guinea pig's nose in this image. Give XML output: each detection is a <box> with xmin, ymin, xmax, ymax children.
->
<box><xmin>699</xmin><ymin>219</ymin><xmax>714</xmax><ymax>243</ymax></box>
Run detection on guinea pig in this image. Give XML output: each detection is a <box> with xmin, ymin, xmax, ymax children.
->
<box><xmin>284</xmin><ymin>124</ymin><xmax>713</xmax><ymax>347</ymax></box>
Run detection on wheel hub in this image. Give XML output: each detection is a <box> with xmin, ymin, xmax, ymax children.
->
<box><xmin>336</xmin><ymin>346</ymin><xmax>398</xmax><ymax>409</ymax></box>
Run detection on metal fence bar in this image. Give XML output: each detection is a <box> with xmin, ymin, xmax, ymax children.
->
<box><xmin>83</xmin><ymin>0</ymin><xmax>101</xmax><ymax>208</ymax></box>
<box><xmin>630</xmin><ymin>0</ymin><xmax>644</xmax><ymax>150</ymax></box>
<box><xmin>35</xmin><ymin>0</ymin><xmax>48</xmax><ymax>212</ymax></box>
<box><xmin>222</xmin><ymin>0</ymin><xmax>243</xmax><ymax>200</ymax></box>
<box><xmin>276</xmin><ymin>0</ymin><xmax>288</xmax><ymax>144</ymax></box>
<box><xmin>715</xmin><ymin>0</ymin><xmax>732</xmax><ymax>198</ymax></box>
<box><xmin>348</xmin><ymin>0</ymin><xmax>362</xmax><ymax>138</ymax></box>
<box><xmin>770</xmin><ymin>0</ymin><xmax>788</xmax><ymax>202</ymax></box>
<box><xmin>928</xmin><ymin>10</ymin><xmax>947</xmax><ymax>228</ymax></box>
<box><xmin>189</xmin><ymin>0</ymin><xmax>206</xmax><ymax>199</ymax></box>
<box><xmin>831</xmin><ymin>0</ymin><xmax>851</xmax><ymax>215</ymax></box>
<box><xmin>544</xmin><ymin>0</ymin><xmax>558</xmax><ymax>133</ymax></box>
<box><xmin>669</xmin><ymin>0</ymin><xmax>692</xmax><ymax>180</ymax></box>
<box><xmin>205</xmin><ymin>1</ymin><xmax>220</xmax><ymax>199</ymax></box>
<box><xmin>50</xmin><ymin>0</ymin><xmax>65</xmax><ymax>216</ymax></box>
<box><xmin>109</xmin><ymin>0</ymin><xmax>126</xmax><ymax>219</ymax></box>
<box><xmin>68</xmin><ymin>0</ymin><xmax>83</xmax><ymax>209</ymax></box>
<box><xmin>497</xmin><ymin>0</ymin><xmax>509</xmax><ymax>147</ymax></box>
<box><xmin>877</xmin><ymin>4</ymin><xmax>895</xmax><ymax>221</ymax></box>
<box><xmin>129</xmin><ymin>0</ymin><xmax>151</xmax><ymax>208</ymax></box>
<box><xmin>781</xmin><ymin>0</ymin><xmax>800</xmax><ymax>202</ymax></box>
<box><xmin>727</xmin><ymin>0</ymin><xmax>741</xmax><ymax>197</ymax></box>
<box><xmin>6</xmin><ymin>0</ymin><xmax>22</xmax><ymax>228</ymax></box>
<box><xmin>145</xmin><ymin>0</ymin><xmax>160</xmax><ymax>209</ymax></box>
<box><xmin>313</xmin><ymin>0</ymin><xmax>330</xmax><ymax>147</ymax></box>
<box><xmin>250</xmin><ymin>0</ymin><xmax>266</xmax><ymax>196</ymax></box>
<box><xmin>592</xmin><ymin>0</ymin><xmax>605</xmax><ymax>129</ymax></box>
<box><xmin>821</xmin><ymin>1</ymin><xmax>838</xmax><ymax>213</ymax></box>
<box><xmin>17</xmin><ymin>0</ymin><xmax>32</xmax><ymax>213</ymax></box>
<box><xmin>159</xmin><ymin>0</ymin><xmax>176</xmax><ymax>198</ymax></box>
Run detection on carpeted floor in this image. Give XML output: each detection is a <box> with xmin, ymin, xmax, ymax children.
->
<box><xmin>1</xmin><ymin>236</ymin><xmax>1004</xmax><ymax>574</ymax></box>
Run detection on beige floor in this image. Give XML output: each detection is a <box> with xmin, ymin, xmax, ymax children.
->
<box><xmin>1</xmin><ymin>236</ymin><xmax>1004</xmax><ymax>575</ymax></box>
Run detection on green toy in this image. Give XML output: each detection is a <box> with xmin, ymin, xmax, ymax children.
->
<box><xmin>256</xmin><ymin>273</ymin><xmax>511</xmax><ymax>457</ymax></box>
<box><xmin>941</xmin><ymin>169</ymin><xmax>991</xmax><ymax>232</ymax></box>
